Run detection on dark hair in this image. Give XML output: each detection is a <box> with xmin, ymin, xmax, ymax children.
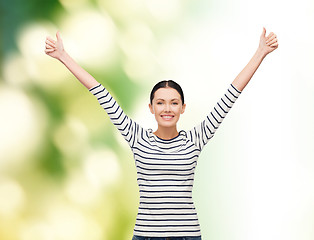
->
<box><xmin>150</xmin><ymin>80</ymin><xmax>184</xmax><ymax>105</ymax></box>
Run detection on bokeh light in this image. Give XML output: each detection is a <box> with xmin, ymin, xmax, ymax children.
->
<box><xmin>0</xmin><ymin>178</ymin><xmax>25</xmax><ymax>217</ymax></box>
<box><xmin>0</xmin><ymin>86</ymin><xmax>45</xmax><ymax>170</ymax></box>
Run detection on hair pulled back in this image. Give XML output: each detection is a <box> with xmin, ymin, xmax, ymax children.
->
<box><xmin>150</xmin><ymin>80</ymin><xmax>184</xmax><ymax>105</ymax></box>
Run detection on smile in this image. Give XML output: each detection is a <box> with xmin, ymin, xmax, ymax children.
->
<box><xmin>161</xmin><ymin>115</ymin><xmax>174</xmax><ymax>120</ymax></box>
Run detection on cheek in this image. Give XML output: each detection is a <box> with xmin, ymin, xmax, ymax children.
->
<box><xmin>174</xmin><ymin>106</ymin><xmax>183</xmax><ymax>113</ymax></box>
<box><xmin>153</xmin><ymin>105</ymin><xmax>162</xmax><ymax>113</ymax></box>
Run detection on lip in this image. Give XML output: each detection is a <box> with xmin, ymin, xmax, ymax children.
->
<box><xmin>160</xmin><ymin>115</ymin><xmax>174</xmax><ymax>121</ymax></box>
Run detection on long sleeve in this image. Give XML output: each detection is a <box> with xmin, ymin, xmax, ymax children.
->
<box><xmin>187</xmin><ymin>83</ymin><xmax>242</xmax><ymax>151</ymax></box>
<box><xmin>89</xmin><ymin>84</ymin><xmax>138</xmax><ymax>148</ymax></box>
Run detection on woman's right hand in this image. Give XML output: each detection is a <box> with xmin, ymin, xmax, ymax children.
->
<box><xmin>44</xmin><ymin>31</ymin><xmax>99</xmax><ymax>89</ymax></box>
<box><xmin>45</xmin><ymin>31</ymin><xmax>65</xmax><ymax>61</ymax></box>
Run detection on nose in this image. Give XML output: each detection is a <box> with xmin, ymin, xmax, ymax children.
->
<box><xmin>164</xmin><ymin>103</ymin><xmax>171</xmax><ymax>112</ymax></box>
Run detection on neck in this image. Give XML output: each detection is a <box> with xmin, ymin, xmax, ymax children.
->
<box><xmin>154</xmin><ymin>127</ymin><xmax>179</xmax><ymax>140</ymax></box>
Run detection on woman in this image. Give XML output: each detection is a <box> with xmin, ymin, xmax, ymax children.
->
<box><xmin>45</xmin><ymin>27</ymin><xmax>278</xmax><ymax>240</ymax></box>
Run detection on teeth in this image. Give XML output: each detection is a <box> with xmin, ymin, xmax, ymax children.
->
<box><xmin>162</xmin><ymin>116</ymin><xmax>173</xmax><ymax>119</ymax></box>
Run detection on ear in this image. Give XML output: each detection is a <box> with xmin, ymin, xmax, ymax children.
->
<box><xmin>181</xmin><ymin>103</ymin><xmax>186</xmax><ymax>114</ymax></box>
<box><xmin>149</xmin><ymin>103</ymin><xmax>154</xmax><ymax>114</ymax></box>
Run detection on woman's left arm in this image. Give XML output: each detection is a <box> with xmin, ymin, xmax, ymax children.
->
<box><xmin>232</xmin><ymin>27</ymin><xmax>279</xmax><ymax>92</ymax></box>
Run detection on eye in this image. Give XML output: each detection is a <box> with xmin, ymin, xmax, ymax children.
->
<box><xmin>157</xmin><ymin>102</ymin><xmax>163</xmax><ymax>105</ymax></box>
<box><xmin>172</xmin><ymin>102</ymin><xmax>179</xmax><ymax>105</ymax></box>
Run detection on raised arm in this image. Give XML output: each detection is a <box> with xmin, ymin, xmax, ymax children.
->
<box><xmin>232</xmin><ymin>27</ymin><xmax>278</xmax><ymax>91</ymax></box>
<box><xmin>45</xmin><ymin>31</ymin><xmax>99</xmax><ymax>89</ymax></box>
<box><xmin>188</xmin><ymin>28</ymin><xmax>278</xmax><ymax>150</ymax></box>
<box><xmin>45</xmin><ymin>31</ymin><xmax>140</xmax><ymax>148</ymax></box>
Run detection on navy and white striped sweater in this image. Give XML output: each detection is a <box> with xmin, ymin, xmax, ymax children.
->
<box><xmin>89</xmin><ymin>83</ymin><xmax>241</xmax><ymax>237</ymax></box>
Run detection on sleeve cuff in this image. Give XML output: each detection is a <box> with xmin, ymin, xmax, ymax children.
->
<box><xmin>88</xmin><ymin>83</ymin><xmax>104</xmax><ymax>96</ymax></box>
<box><xmin>230</xmin><ymin>84</ymin><xmax>242</xmax><ymax>94</ymax></box>
<box><xmin>88</xmin><ymin>83</ymin><xmax>102</xmax><ymax>92</ymax></box>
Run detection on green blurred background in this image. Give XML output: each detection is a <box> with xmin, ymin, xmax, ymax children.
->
<box><xmin>1</xmin><ymin>0</ymin><xmax>314</xmax><ymax>239</ymax></box>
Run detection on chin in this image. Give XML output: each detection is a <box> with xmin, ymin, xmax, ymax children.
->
<box><xmin>158</xmin><ymin>121</ymin><xmax>178</xmax><ymax>128</ymax></box>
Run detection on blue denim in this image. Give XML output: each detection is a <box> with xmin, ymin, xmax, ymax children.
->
<box><xmin>132</xmin><ymin>236</ymin><xmax>202</xmax><ymax>240</ymax></box>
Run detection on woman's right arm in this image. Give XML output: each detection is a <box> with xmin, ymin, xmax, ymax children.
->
<box><xmin>45</xmin><ymin>31</ymin><xmax>99</xmax><ymax>89</ymax></box>
<box><xmin>45</xmin><ymin>31</ymin><xmax>139</xmax><ymax>148</ymax></box>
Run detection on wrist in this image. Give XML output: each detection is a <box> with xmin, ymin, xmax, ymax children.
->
<box><xmin>58</xmin><ymin>51</ymin><xmax>69</xmax><ymax>64</ymax></box>
<box><xmin>256</xmin><ymin>47</ymin><xmax>268</xmax><ymax>59</ymax></box>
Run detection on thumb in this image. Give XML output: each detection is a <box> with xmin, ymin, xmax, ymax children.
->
<box><xmin>56</xmin><ymin>31</ymin><xmax>62</xmax><ymax>41</ymax></box>
<box><xmin>261</xmin><ymin>27</ymin><xmax>266</xmax><ymax>38</ymax></box>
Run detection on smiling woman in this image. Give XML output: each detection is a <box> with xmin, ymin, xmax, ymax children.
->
<box><xmin>148</xmin><ymin>80</ymin><xmax>186</xmax><ymax>140</ymax></box>
<box><xmin>45</xmin><ymin>27</ymin><xmax>277</xmax><ymax>239</ymax></box>
<box><xmin>88</xmin><ymin>78</ymin><xmax>240</xmax><ymax>239</ymax></box>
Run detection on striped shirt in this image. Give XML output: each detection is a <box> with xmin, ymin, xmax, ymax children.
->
<box><xmin>89</xmin><ymin>83</ymin><xmax>242</xmax><ymax>237</ymax></box>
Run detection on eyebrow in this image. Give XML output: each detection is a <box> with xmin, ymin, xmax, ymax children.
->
<box><xmin>156</xmin><ymin>98</ymin><xmax>180</xmax><ymax>101</ymax></box>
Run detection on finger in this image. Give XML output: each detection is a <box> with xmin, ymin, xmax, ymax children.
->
<box><xmin>270</xmin><ymin>42</ymin><xmax>279</xmax><ymax>48</ymax></box>
<box><xmin>261</xmin><ymin>27</ymin><xmax>266</xmax><ymax>37</ymax></box>
<box><xmin>45</xmin><ymin>39</ymin><xmax>56</xmax><ymax>48</ymax></box>
<box><xmin>267</xmin><ymin>31</ymin><xmax>274</xmax><ymax>37</ymax></box>
<box><xmin>45</xmin><ymin>48</ymin><xmax>55</xmax><ymax>53</ymax></box>
<box><xmin>266</xmin><ymin>34</ymin><xmax>277</xmax><ymax>43</ymax></box>
<box><xmin>45</xmin><ymin>45</ymin><xmax>53</xmax><ymax>50</ymax></box>
<box><xmin>266</xmin><ymin>38</ymin><xmax>277</xmax><ymax>46</ymax></box>
<box><xmin>46</xmin><ymin>36</ymin><xmax>56</xmax><ymax>44</ymax></box>
<box><xmin>266</xmin><ymin>32</ymin><xmax>276</xmax><ymax>40</ymax></box>
<box><xmin>266</xmin><ymin>32</ymin><xmax>275</xmax><ymax>41</ymax></box>
<box><xmin>56</xmin><ymin>31</ymin><xmax>63</xmax><ymax>43</ymax></box>
<box><xmin>45</xmin><ymin>42</ymin><xmax>55</xmax><ymax>49</ymax></box>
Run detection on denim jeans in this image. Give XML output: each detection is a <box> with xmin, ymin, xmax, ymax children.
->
<box><xmin>132</xmin><ymin>236</ymin><xmax>202</xmax><ymax>240</ymax></box>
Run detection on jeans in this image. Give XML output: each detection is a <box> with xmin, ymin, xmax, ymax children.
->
<box><xmin>132</xmin><ymin>236</ymin><xmax>202</xmax><ymax>240</ymax></box>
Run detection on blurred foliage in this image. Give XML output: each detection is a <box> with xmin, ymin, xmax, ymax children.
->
<box><xmin>1</xmin><ymin>0</ymin><xmax>63</xmax><ymax>61</ymax></box>
<box><xmin>0</xmin><ymin>0</ymin><xmax>151</xmax><ymax>239</ymax></box>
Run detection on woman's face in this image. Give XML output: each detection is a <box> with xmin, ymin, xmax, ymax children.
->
<box><xmin>149</xmin><ymin>87</ymin><xmax>186</xmax><ymax>128</ymax></box>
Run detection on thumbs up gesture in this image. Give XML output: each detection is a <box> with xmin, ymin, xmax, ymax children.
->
<box><xmin>259</xmin><ymin>27</ymin><xmax>279</xmax><ymax>56</ymax></box>
<box><xmin>45</xmin><ymin>31</ymin><xmax>65</xmax><ymax>61</ymax></box>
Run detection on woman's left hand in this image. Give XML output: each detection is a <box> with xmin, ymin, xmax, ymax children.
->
<box><xmin>259</xmin><ymin>27</ymin><xmax>279</xmax><ymax>56</ymax></box>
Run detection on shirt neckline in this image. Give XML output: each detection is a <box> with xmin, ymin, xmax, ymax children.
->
<box><xmin>149</xmin><ymin>129</ymin><xmax>185</xmax><ymax>141</ymax></box>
